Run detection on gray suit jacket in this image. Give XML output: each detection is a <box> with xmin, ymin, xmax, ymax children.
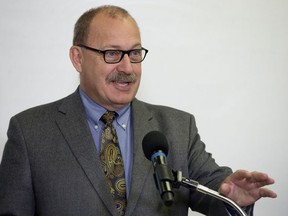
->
<box><xmin>0</xmin><ymin>90</ymin><xmax>232</xmax><ymax>215</ymax></box>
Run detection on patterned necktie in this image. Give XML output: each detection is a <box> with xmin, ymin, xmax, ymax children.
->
<box><xmin>100</xmin><ymin>111</ymin><xmax>127</xmax><ymax>216</ymax></box>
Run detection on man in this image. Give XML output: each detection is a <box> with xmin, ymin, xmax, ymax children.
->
<box><xmin>0</xmin><ymin>5</ymin><xmax>276</xmax><ymax>216</ymax></box>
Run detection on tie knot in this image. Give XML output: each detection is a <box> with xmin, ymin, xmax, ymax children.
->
<box><xmin>101</xmin><ymin>111</ymin><xmax>116</xmax><ymax>125</ymax></box>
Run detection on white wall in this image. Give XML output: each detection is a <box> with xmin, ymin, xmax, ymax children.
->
<box><xmin>0</xmin><ymin>1</ymin><xmax>287</xmax><ymax>215</ymax></box>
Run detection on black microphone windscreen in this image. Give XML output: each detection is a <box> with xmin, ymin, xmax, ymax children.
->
<box><xmin>142</xmin><ymin>131</ymin><xmax>169</xmax><ymax>160</ymax></box>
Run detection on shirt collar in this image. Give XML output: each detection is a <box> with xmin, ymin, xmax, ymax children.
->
<box><xmin>79</xmin><ymin>89</ymin><xmax>131</xmax><ymax>130</ymax></box>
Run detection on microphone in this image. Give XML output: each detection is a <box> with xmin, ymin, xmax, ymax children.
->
<box><xmin>142</xmin><ymin>131</ymin><xmax>174</xmax><ymax>206</ymax></box>
<box><xmin>142</xmin><ymin>133</ymin><xmax>247</xmax><ymax>216</ymax></box>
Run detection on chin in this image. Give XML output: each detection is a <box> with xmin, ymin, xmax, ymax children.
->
<box><xmin>113</xmin><ymin>96</ymin><xmax>134</xmax><ymax>106</ymax></box>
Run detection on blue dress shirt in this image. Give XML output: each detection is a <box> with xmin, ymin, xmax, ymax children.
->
<box><xmin>79</xmin><ymin>89</ymin><xmax>133</xmax><ymax>197</ymax></box>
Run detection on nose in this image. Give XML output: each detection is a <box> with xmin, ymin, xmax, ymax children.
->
<box><xmin>117</xmin><ymin>53</ymin><xmax>133</xmax><ymax>73</ymax></box>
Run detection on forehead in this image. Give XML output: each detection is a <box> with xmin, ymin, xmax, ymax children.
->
<box><xmin>87</xmin><ymin>14</ymin><xmax>141</xmax><ymax>48</ymax></box>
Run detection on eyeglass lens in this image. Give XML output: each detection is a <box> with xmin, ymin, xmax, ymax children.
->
<box><xmin>104</xmin><ymin>49</ymin><xmax>146</xmax><ymax>63</ymax></box>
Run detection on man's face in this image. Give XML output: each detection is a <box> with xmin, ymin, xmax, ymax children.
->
<box><xmin>71</xmin><ymin>14</ymin><xmax>142</xmax><ymax>111</ymax></box>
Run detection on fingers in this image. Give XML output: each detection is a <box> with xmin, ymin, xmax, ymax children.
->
<box><xmin>250</xmin><ymin>171</ymin><xmax>271</xmax><ymax>182</ymax></box>
<box><xmin>223</xmin><ymin>170</ymin><xmax>252</xmax><ymax>187</ymax></box>
<box><xmin>228</xmin><ymin>169</ymin><xmax>251</xmax><ymax>181</ymax></box>
<box><xmin>248</xmin><ymin>171</ymin><xmax>275</xmax><ymax>189</ymax></box>
<box><xmin>219</xmin><ymin>170</ymin><xmax>277</xmax><ymax>207</ymax></box>
<box><xmin>259</xmin><ymin>188</ymin><xmax>278</xmax><ymax>198</ymax></box>
<box><xmin>232</xmin><ymin>170</ymin><xmax>275</xmax><ymax>185</ymax></box>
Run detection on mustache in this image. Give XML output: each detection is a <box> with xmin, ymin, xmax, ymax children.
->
<box><xmin>106</xmin><ymin>72</ymin><xmax>137</xmax><ymax>83</ymax></box>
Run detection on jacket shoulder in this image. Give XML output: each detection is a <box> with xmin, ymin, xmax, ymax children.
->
<box><xmin>12</xmin><ymin>90</ymin><xmax>80</xmax><ymax>122</ymax></box>
<box><xmin>133</xmin><ymin>98</ymin><xmax>195</xmax><ymax>120</ymax></box>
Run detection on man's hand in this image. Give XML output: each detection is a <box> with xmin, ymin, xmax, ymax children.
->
<box><xmin>219</xmin><ymin>170</ymin><xmax>277</xmax><ymax>207</ymax></box>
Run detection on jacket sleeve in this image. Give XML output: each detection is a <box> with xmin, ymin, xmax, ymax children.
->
<box><xmin>0</xmin><ymin>116</ymin><xmax>35</xmax><ymax>216</ymax></box>
<box><xmin>185</xmin><ymin>114</ymin><xmax>233</xmax><ymax>215</ymax></box>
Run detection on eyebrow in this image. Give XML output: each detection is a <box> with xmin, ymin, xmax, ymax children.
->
<box><xmin>103</xmin><ymin>43</ymin><xmax>142</xmax><ymax>50</ymax></box>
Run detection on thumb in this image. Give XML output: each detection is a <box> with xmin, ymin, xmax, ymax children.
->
<box><xmin>219</xmin><ymin>183</ymin><xmax>232</xmax><ymax>196</ymax></box>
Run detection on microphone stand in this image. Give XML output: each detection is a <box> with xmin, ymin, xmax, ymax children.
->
<box><xmin>171</xmin><ymin>170</ymin><xmax>247</xmax><ymax>216</ymax></box>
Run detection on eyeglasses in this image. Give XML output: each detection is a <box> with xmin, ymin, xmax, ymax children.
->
<box><xmin>77</xmin><ymin>44</ymin><xmax>148</xmax><ymax>64</ymax></box>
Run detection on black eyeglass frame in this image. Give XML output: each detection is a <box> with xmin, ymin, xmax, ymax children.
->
<box><xmin>77</xmin><ymin>44</ymin><xmax>148</xmax><ymax>64</ymax></box>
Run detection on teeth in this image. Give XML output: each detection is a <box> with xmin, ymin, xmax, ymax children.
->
<box><xmin>117</xmin><ymin>82</ymin><xmax>128</xmax><ymax>86</ymax></box>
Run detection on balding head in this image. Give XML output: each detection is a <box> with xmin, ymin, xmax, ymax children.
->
<box><xmin>72</xmin><ymin>5</ymin><xmax>139</xmax><ymax>45</ymax></box>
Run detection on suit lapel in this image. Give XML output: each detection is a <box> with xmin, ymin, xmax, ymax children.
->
<box><xmin>125</xmin><ymin>99</ymin><xmax>157</xmax><ymax>216</ymax></box>
<box><xmin>55</xmin><ymin>90</ymin><xmax>118</xmax><ymax>216</ymax></box>
<box><xmin>54</xmin><ymin>92</ymin><xmax>158</xmax><ymax>215</ymax></box>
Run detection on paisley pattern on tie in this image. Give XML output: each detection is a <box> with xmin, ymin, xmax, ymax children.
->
<box><xmin>100</xmin><ymin>111</ymin><xmax>127</xmax><ymax>216</ymax></box>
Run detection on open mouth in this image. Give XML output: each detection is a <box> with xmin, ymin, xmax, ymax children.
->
<box><xmin>115</xmin><ymin>81</ymin><xmax>129</xmax><ymax>87</ymax></box>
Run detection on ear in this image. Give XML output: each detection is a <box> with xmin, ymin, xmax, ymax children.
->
<box><xmin>69</xmin><ymin>46</ymin><xmax>83</xmax><ymax>73</ymax></box>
